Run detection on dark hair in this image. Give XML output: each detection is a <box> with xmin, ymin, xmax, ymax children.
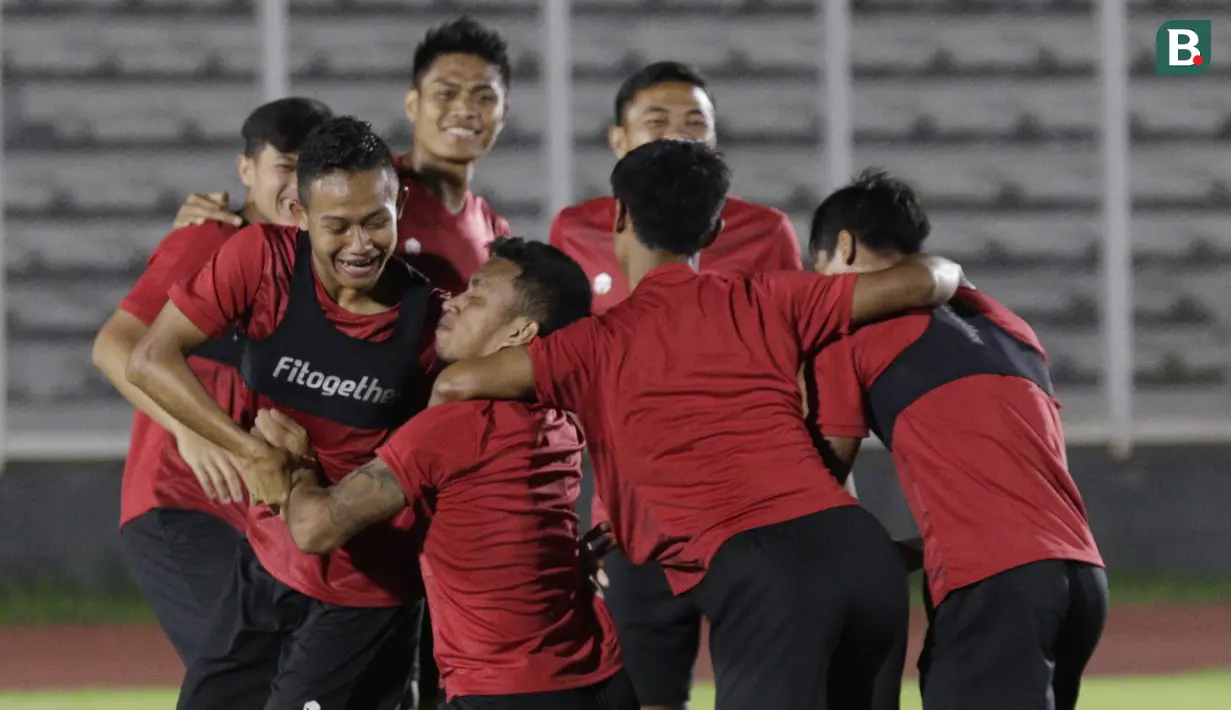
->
<box><xmin>488</xmin><ymin>237</ymin><xmax>592</xmax><ymax>336</ymax></box>
<box><xmin>241</xmin><ymin>97</ymin><xmax>334</xmax><ymax>157</ymax></box>
<box><xmin>412</xmin><ymin>16</ymin><xmax>511</xmax><ymax>89</ymax></box>
<box><xmin>613</xmin><ymin>61</ymin><xmax>712</xmax><ymax>126</ymax></box>
<box><xmin>609</xmin><ymin>139</ymin><xmax>730</xmax><ymax>256</ymax></box>
<box><xmin>808</xmin><ymin>168</ymin><xmax>931</xmax><ymax>261</ymax></box>
<box><xmin>296</xmin><ymin>116</ymin><xmax>396</xmax><ymax>204</ymax></box>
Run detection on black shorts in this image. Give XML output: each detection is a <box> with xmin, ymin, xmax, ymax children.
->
<box><xmin>687</xmin><ymin>506</ymin><xmax>909</xmax><ymax>710</ymax></box>
<box><xmin>601</xmin><ymin>549</ymin><xmax>701</xmax><ymax>706</ymax></box>
<box><xmin>918</xmin><ymin>559</ymin><xmax>1108</xmax><ymax>710</ymax></box>
<box><xmin>177</xmin><ymin>539</ymin><xmax>422</xmax><ymax>710</ymax></box>
<box><xmin>119</xmin><ymin>508</ymin><xmax>244</xmax><ymax>664</ymax></box>
<box><xmin>445</xmin><ymin>669</ymin><xmax>638</xmax><ymax>710</ymax></box>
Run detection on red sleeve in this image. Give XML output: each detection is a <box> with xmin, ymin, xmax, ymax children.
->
<box><xmin>770</xmin><ymin>213</ymin><xmax>803</xmax><ymax>271</ymax></box>
<box><xmin>811</xmin><ymin>337</ymin><xmax>870</xmax><ymax>438</ymax></box>
<box><xmin>375</xmin><ymin>404</ymin><xmax>479</xmax><ymax>497</ymax></box>
<box><xmin>167</xmin><ymin>224</ymin><xmax>271</xmax><ymax>338</ymax></box>
<box><xmin>760</xmin><ymin>271</ymin><xmax>858</xmax><ymax>351</ymax></box>
<box><xmin>119</xmin><ymin>224</ymin><xmax>234</xmax><ymax>325</ymax></box>
<box><xmin>527</xmin><ymin>316</ymin><xmax>607</xmax><ymax>412</ymax></box>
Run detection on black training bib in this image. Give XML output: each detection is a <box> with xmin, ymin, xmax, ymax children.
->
<box><xmin>238</xmin><ymin>231</ymin><xmax>433</xmax><ymax>430</ymax></box>
<box><xmin>864</xmin><ymin>300</ymin><xmax>1053</xmax><ymax>449</ymax></box>
<box><xmin>188</xmin><ymin>327</ymin><xmax>244</xmax><ymax>369</ymax></box>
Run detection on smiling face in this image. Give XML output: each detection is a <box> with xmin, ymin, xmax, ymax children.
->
<box><xmin>292</xmin><ymin>166</ymin><xmax>404</xmax><ymax>294</ymax></box>
<box><xmin>406</xmin><ymin>52</ymin><xmax>507</xmax><ymax>165</ymax></box>
<box><xmin>609</xmin><ymin>81</ymin><xmax>717</xmax><ymax>159</ymax></box>
<box><xmin>237</xmin><ymin>144</ymin><xmax>301</xmax><ymax>226</ymax></box>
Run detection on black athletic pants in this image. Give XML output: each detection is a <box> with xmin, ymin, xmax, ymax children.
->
<box><xmin>688</xmin><ymin>506</ymin><xmax>909</xmax><ymax>710</ymax></box>
<box><xmin>120</xmin><ymin>508</ymin><xmax>244</xmax><ymax>665</ymax></box>
<box><xmin>177</xmin><ymin>539</ymin><xmax>421</xmax><ymax>710</ymax></box>
<box><xmin>918</xmin><ymin>559</ymin><xmax>1109</xmax><ymax>710</ymax></box>
<box><xmin>419</xmin><ymin>610</ymin><xmax>441</xmax><ymax>706</ymax></box>
<box><xmin>602</xmin><ymin>549</ymin><xmax>702</xmax><ymax>706</ymax></box>
<box><xmin>445</xmin><ymin>669</ymin><xmax>639</xmax><ymax>710</ymax></box>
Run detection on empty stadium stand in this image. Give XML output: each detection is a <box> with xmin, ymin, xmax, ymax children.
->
<box><xmin>3</xmin><ymin>0</ymin><xmax>1229</xmax><ymax>436</ymax></box>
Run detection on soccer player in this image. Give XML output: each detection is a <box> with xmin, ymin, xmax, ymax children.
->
<box><xmin>127</xmin><ymin>116</ymin><xmax>441</xmax><ymax>710</ymax></box>
<box><xmin>807</xmin><ymin>170</ymin><xmax>1108</xmax><ymax>710</ymax></box>
<box><xmin>247</xmin><ymin>237</ymin><xmax>638</xmax><ymax>710</ymax></box>
<box><xmin>428</xmin><ymin>139</ymin><xmax>963</xmax><ymax>710</ymax></box>
<box><xmin>91</xmin><ymin>97</ymin><xmax>333</xmax><ymax>664</ymax></box>
<box><xmin>550</xmin><ymin>64</ymin><xmax>801</xmax><ymax>709</ymax></box>
<box><xmin>554</xmin><ymin>62</ymin><xmax>883</xmax><ymax>710</ymax></box>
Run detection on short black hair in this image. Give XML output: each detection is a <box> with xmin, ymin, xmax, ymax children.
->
<box><xmin>412</xmin><ymin>16</ymin><xmax>512</xmax><ymax>89</ymax></box>
<box><xmin>489</xmin><ymin>237</ymin><xmax>592</xmax><ymax>336</ymax></box>
<box><xmin>807</xmin><ymin>168</ymin><xmax>931</xmax><ymax>261</ymax></box>
<box><xmin>609</xmin><ymin>139</ymin><xmax>730</xmax><ymax>256</ymax></box>
<box><xmin>613</xmin><ymin>61</ymin><xmax>712</xmax><ymax>126</ymax></box>
<box><xmin>296</xmin><ymin>116</ymin><xmax>396</xmax><ymax>204</ymax></box>
<box><xmin>241</xmin><ymin>97</ymin><xmax>334</xmax><ymax>157</ymax></box>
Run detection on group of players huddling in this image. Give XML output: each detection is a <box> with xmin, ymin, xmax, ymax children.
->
<box><xmin>92</xmin><ymin>16</ymin><xmax>1109</xmax><ymax>710</ymax></box>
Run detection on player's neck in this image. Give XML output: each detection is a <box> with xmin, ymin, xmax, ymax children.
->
<box><xmin>856</xmin><ymin>251</ymin><xmax>907</xmax><ymax>273</ymax></box>
<box><xmin>626</xmin><ymin>250</ymin><xmax>692</xmax><ymax>289</ymax></box>
<box><xmin>401</xmin><ymin>146</ymin><xmax>474</xmax><ymax>214</ymax></box>
<box><xmin>239</xmin><ymin>200</ymin><xmax>266</xmax><ymax>227</ymax></box>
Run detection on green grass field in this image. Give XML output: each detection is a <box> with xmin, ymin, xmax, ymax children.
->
<box><xmin>2</xmin><ymin>674</ymin><xmax>1230</xmax><ymax>710</ymax></box>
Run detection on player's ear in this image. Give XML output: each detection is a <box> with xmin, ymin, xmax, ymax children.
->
<box><xmin>608</xmin><ymin>125</ymin><xmax>628</xmax><ymax>158</ymax></box>
<box><xmin>236</xmin><ymin>154</ymin><xmax>256</xmax><ymax>189</ymax></box>
<box><xmin>506</xmin><ymin>316</ymin><xmax>540</xmax><ymax>348</ymax></box>
<box><xmin>698</xmin><ymin>218</ymin><xmax>724</xmax><ymax>250</ymax></box>
<box><xmin>838</xmin><ymin>229</ymin><xmax>857</xmax><ymax>266</ymax></box>
<box><xmin>613</xmin><ymin>200</ymin><xmax>629</xmax><ymax>235</ymax></box>
<box><xmin>404</xmin><ymin>86</ymin><xmax>420</xmax><ymax>125</ymax></box>
<box><xmin>289</xmin><ymin>199</ymin><xmax>309</xmax><ymax>231</ymax></box>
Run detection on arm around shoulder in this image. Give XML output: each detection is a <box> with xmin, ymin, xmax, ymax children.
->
<box><xmin>849</xmin><ymin>254</ymin><xmax>963</xmax><ymax>326</ymax></box>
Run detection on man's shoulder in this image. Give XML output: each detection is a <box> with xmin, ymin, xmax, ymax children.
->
<box><xmin>553</xmin><ymin>197</ymin><xmax>616</xmax><ymax>237</ymax></box>
<box><xmin>721</xmin><ymin>195</ymin><xmax>789</xmax><ymax>227</ymax></box>
<box><xmin>161</xmin><ymin>220</ymin><xmax>244</xmax><ymax>249</ymax></box>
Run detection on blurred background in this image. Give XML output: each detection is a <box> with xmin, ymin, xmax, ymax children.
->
<box><xmin>0</xmin><ymin>0</ymin><xmax>1229</xmax><ymax>707</ymax></box>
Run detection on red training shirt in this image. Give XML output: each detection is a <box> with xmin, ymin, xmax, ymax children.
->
<box><xmin>169</xmin><ymin>223</ymin><xmax>442</xmax><ymax>607</ymax></box>
<box><xmin>394</xmin><ymin>154</ymin><xmax>512</xmax><ymax>296</ymax></box>
<box><xmin>375</xmin><ymin>401</ymin><xmax>622</xmax><ymax>699</ymax></box>
<box><xmin>811</xmin><ymin>287</ymin><xmax>1104</xmax><ymax>604</ymax></box>
<box><xmin>550</xmin><ymin>195</ymin><xmax>803</xmax><ymax>528</ymax></box>
<box><xmin>528</xmin><ymin>264</ymin><xmax>859</xmax><ymax>594</ymax></box>
<box><xmin>118</xmin><ymin>221</ymin><xmax>251</xmax><ymax>531</ymax></box>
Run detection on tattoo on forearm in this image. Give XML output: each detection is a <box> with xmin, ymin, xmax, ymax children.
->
<box><xmin>328</xmin><ymin>458</ymin><xmax>409</xmax><ymax>534</ymax></box>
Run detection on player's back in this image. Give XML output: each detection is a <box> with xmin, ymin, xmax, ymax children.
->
<box><xmin>812</xmin><ymin>287</ymin><xmax>1102</xmax><ymax>601</ymax></box>
<box><xmin>411</xmin><ymin>400</ymin><xmax>622</xmax><ymax>696</ymax></box>
<box><xmin>592</xmin><ymin>265</ymin><xmax>856</xmax><ymax>585</ymax></box>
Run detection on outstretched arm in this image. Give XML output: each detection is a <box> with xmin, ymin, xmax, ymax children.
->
<box><xmin>284</xmin><ymin>460</ymin><xmax>410</xmax><ymax>554</ymax></box>
<box><xmin>430</xmin><ymin>345</ymin><xmax>536</xmax><ymax>407</ymax></box>
<box><xmin>431</xmin><ymin>316</ymin><xmax>607</xmax><ymax>411</ymax></box>
<box><xmin>252</xmin><ymin>407</ymin><xmax>410</xmax><ymax>554</ymax></box>
<box><xmin>849</xmin><ymin>254</ymin><xmax>962</xmax><ymax>326</ymax></box>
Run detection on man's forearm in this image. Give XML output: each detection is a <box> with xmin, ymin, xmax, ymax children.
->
<box><xmin>431</xmin><ymin>346</ymin><xmax>537</xmax><ymax>406</ymax></box>
<box><xmin>285</xmin><ymin>469</ymin><xmax>337</xmax><ymax>554</ymax></box>
<box><xmin>127</xmin><ymin>337</ymin><xmax>257</xmax><ymax>457</ymax></box>
<box><xmin>849</xmin><ymin>254</ymin><xmax>962</xmax><ymax>326</ymax></box>
<box><xmin>93</xmin><ymin>317</ymin><xmax>188</xmax><ymax>438</ymax></box>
